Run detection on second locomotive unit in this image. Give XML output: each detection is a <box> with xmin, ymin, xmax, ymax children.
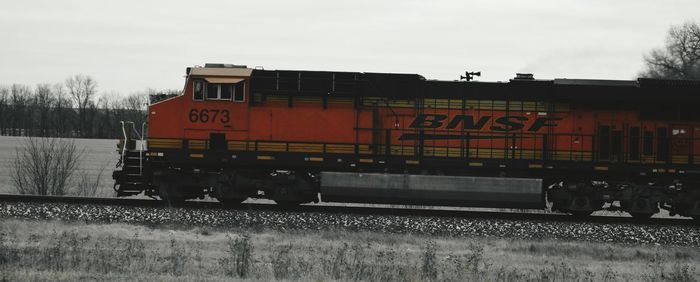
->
<box><xmin>113</xmin><ymin>63</ymin><xmax>700</xmax><ymax>220</ymax></box>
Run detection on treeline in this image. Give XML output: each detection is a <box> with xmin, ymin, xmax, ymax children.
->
<box><xmin>641</xmin><ymin>20</ymin><xmax>700</xmax><ymax>80</ymax></box>
<box><xmin>0</xmin><ymin>74</ymin><xmax>179</xmax><ymax>139</ymax></box>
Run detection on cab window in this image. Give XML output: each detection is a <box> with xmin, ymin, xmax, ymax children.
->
<box><xmin>193</xmin><ymin>80</ymin><xmax>205</xmax><ymax>100</ymax></box>
<box><xmin>193</xmin><ymin>79</ymin><xmax>245</xmax><ymax>102</ymax></box>
<box><xmin>233</xmin><ymin>82</ymin><xmax>245</xmax><ymax>102</ymax></box>
<box><xmin>207</xmin><ymin>83</ymin><xmax>220</xmax><ymax>99</ymax></box>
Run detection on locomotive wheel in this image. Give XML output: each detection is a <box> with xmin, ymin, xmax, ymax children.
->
<box><xmin>629</xmin><ymin>212</ymin><xmax>653</xmax><ymax>220</ymax></box>
<box><xmin>567</xmin><ymin>195</ymin><xmax>597</xmax><ymax>218</ymax></box>
<box><xmin>158</xmin><ymin>183</ymin><xmax>187</xmax><ymax>206</ymax></box>
<box><xmin>621</xmin><ymin>199</ymin><xmax>658</xmax><ymax>219</ymax></box>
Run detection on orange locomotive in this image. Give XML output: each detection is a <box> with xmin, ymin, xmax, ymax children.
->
<box><xmin>114</xmin><ymin>64</ymin><xmax>700</xmax><ymax>220</ymax></box>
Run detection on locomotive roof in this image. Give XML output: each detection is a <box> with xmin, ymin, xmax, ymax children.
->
<box><xmin>193</xmin><ymin>65</ymin><xmax>700</xmax><ymax>103</ymax></box>
<box><xmin>189</xmin><ymin>67</ymin><xmax>252</xmax><ymax>77</ymax></box>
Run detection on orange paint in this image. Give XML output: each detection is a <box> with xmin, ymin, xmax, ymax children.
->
<box><xmin>147</xmin><ymin>68</ymin><xmax>699</xmax><ymax>162</ymax></box>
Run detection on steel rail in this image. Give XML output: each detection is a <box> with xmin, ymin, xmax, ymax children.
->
<box><xmin>0</xmin><ymin>193</ymin><xmax>695</xmax><ymax>226</ymax></box>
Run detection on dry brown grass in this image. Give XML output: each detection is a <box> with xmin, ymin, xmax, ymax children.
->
<box><xmin>0</xmin><ymin>219</ymin><xmax>698</xmax><ymax>281</ymax></box>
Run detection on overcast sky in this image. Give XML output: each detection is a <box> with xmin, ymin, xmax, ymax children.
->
<box><xmin>1</xmin><ymin>0</ymin><xmax>698</xmax><ymax>95</ymax></box>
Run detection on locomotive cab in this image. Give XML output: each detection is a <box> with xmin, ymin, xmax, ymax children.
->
<box><xmin>149</xmin><ymin>64</ymin><xmax>252</xmax><ymax>141</ymax></box>
<box><xmin>114</xmin><ymin>64</ymin><xmax>256</xmax><ymax>200</ymax></box>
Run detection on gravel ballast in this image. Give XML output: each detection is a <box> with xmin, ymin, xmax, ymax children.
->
<box><xmin>1</xmin><ymin>201</ymin><xmax>699</xmax><ymax>247</ymax></box>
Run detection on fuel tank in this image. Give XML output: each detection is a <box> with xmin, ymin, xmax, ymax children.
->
<box><xmin>320</xmin><ymin>172</ymin><xmax>544</xmax><ymax>209</ymax></box>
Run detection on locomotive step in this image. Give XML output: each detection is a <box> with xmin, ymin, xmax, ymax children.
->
<box><xmin>116</xmin><ymin>174</ymin><xmax>146</xmax><ymax>182</ymax></box>
<box><xmin>124</xmin><ymin>166</ymin><xmax>143</xmax><ymax>171</ymax></box>
<box><xmin>116</xmin><ymin>184</ymin><xmax>147</xmax><ymax>191</ymax></box>
<box><xmin>122</xmin><ymin>170</ymin><xmax>143</xmax><ymax>175</ymax></box>
<box><xmin>119</xmin><ymin>185</ymin><xmax>143</xmax><ymax>191</ymax></box>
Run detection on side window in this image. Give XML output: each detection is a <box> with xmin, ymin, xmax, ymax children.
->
<box><xmin>657</xmin><ymin>127</ymin><xmax>669</xmax><ymax>161</ymax></box>
<box><xmin>207</xmin><ymin>83</ymin><xmax>219</xmax><ymax>99</ymax></box>
<box><xmin>220</xmin><ymin>84</ymin><xmax>233</xmax><ymax>100</ymax></box>
<box><xmin>194</xmin><ymin>78</ymin><xmax>246</xmax><ymax>101</ymax></box>
<box><xmin>629</xmin><ymin>127</ymin><xmax>640</xmax><ymax>160</ymax></box>
<box><xmin>234</xmin><ymin>82</ymin><xmax>245</xmax><ymax>102</ymax></box>
<box><xmin>193</xmin><ymin>80</ymin><xmax>205</xmax><ymax>100</ymax></box>
<box><xmin>643</xmin><ymin>131</ymin><xmax>654</xmax><ymax>156</ymax></box>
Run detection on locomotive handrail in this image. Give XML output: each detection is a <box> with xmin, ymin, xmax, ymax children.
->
<box><xmin>150</xmin><ymin>131</ymin><xmax>696</xmax><ymax>165</ymax></box>
<box><xmin>119</xmin><ymin>121</ymin><xmax>127</xmax><ymax>168</ymax></box>
<box><xmin>139</xmin><ymin>122</ymin><xmax>147</xmax><ymax>175</ymax></box>
<box><xmin>130</xmin><ymin>122</ymin><xmax>142</xmax><ymax>140</ymax></box>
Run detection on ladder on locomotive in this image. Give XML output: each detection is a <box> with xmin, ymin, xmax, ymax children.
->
<box><xmin>113</xmin><ymin>121</ymin><xmax>147</xmax><ymax>196</ymax></box>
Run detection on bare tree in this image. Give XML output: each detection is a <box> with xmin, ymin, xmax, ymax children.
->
<box><xmin>0</xmin><ymin>86</ymin><xmax>8</xmax><ymax>135</ymax></box>
<box><xmin>51</xmin><ymin>83</ymin><xmax>72</xmax><ymax>137</ymax></box>
<box><xmin>34</xmin><ymin>84</ymin><xmax>55</xmax><ymax>137</ymax></box>
<box><xmin>95</xmin><ymin>92</ymin><xmax>119</xmax><ymax>138</ymax></box>
<box><xmin>11</xmin><ymin>137</ymin><xmax>84</xmax><ymax>195</ymax></box>
<box><xmin>110</xmin><ymin>93</ymin><xmax>128</xmax><ymax>138</ymax></box>
<box><xmin>10</xmin><ymin>84</ymin><xmax>31</xmax><ymax>136</ymax></box>
<box><xmin>86</xmin><ymin>97</ymin><xmax>99</xmax><ymax>137</ymax></box>
<box><xmin>0</xmin><ymin>76</ymin><xmax>174</xmax><ymax>139</ymax></box>
<box><xmin>122</xmin><ymin>92</ymin><xmax>148</xmax><ymax>135</ymax></box>
<box><xmin>75</xmin><ymin>161</ymin><xmax>108</xmax><ymax>197</ymax></box>
<box><xmin>115</xmin><ymin>89</ymin><xmax>153</xmax><ymax>137</ymax></box>
<box><xmin>641</xmin><ymin>21</ymin><xmax>700</xmax><ymax>80</ymax></box>
<box><xmin>65</xmin><ymin>74</ymin><xmax>97</xmax><ymax>137</ymax></box>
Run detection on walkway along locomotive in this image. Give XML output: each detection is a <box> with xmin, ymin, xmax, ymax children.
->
<box><xmin>113</xmin><ymin>64</ymin><xmax>700</xmax><ymax>220</ymax></box>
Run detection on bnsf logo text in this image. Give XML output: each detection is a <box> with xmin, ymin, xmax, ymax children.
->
<box><xmin>409</xmin><ymin>114</ymin><xmax>561</xmax><ymax>132</ymax></box>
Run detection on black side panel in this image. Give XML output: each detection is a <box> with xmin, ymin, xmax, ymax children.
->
<box><xmin>657</xmin><ymin>127</ymin><xmax>669</xmax><ymax>162</ymax></box>
<box><xmin>598</xmin><ymin>125</ymin><xmax>611</xmax><ymax>160</ymax></box>
<box><xmin>611</xmin><ymin>130</ymin><xmax>622</xmax><ymax>162</ymax></box>
<box><xmin>643</xmin><ymin>131</ymin><xmax>654</xmax><ymax>156</ymax></box>
<box><xmin>629</xmin><ymin>127</ymin><xmax>640</xmax><ymax>161</ymax></box>
<box><xmin>210</xmin><ymin>133</ymin><xmax>227</xmax><ymax>151</ymax></box>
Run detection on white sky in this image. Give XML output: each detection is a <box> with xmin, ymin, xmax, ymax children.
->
<box><xmin>1</xmin><ymin>0</ymin><xmax>698</xmax><ymax>95</ymax></box>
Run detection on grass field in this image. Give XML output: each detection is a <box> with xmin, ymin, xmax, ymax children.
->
<box><xmin>0</xmin><ymin>219</ymin><xmax>698</xmax><ymax>281</ymax></box>
<box><xmin>0</xmin><ymin>136</ymin><xmax>118</xmax><ymax>196</ymax></box>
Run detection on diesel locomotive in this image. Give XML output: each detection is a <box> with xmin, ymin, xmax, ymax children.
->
<box><xmin>113</xmin><ymin>63</ymin><xmax>700</xmax><ymax>220</ymax></box>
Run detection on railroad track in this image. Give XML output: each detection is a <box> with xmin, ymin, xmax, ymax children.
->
<box><xmin>0</xmin><ymin>193</ymin><xmax>696</xmax><ymax>226</ymax></box>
